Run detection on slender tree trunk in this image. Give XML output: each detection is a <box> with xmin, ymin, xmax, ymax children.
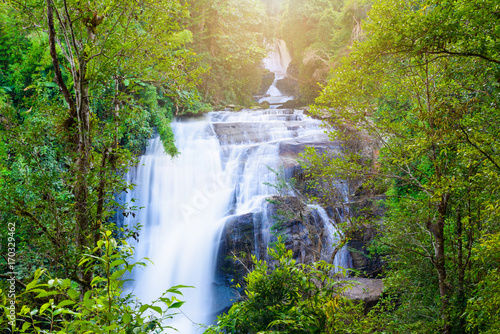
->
<box><xmin>47</xmin><ymin>0</ymin><xmax>93</xmax><ymax>291</ymax></box>
<box><xmin>456</xmin><ymin>208</ymin><xmax>467</xmax><ymax>334</ymax></box>
<box><xmin>433</xmin><ymin>194</ymin><xmax>450</xmax><ymax>334</ymax></box>
<box><xmin>74</xmin><ymin>55</ymin><xmax>93</xmax><ymax>289</ymax></box>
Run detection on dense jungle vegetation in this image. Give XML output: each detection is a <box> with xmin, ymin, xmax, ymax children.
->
<box><xmin>1</xmin><ymin>0</ymin><xmax>499</xmax><ymax>333</ymax></box>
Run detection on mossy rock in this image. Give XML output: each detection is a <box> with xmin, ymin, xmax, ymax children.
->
<box><xmin>259</xmin><ymin>101</ymin><xmax>270</xmax><ymax>109</ymax></box>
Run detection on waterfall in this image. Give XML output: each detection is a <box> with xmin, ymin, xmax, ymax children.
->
<box><xmin>123</xmin><ymin>119</ymin><xmax>233</xmax><ymax>332</ymax></box>
<box><xmin>123</xmin><ymin>109</ymin><xmax>350</xmax><ymax>333</ymax></box>
<box><xmin>259</xmin><ymin>40</ymin><xmax>294</xmax><ymax>108</ymax></box>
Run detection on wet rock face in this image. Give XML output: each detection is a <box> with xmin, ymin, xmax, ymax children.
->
<box><xmin>347</xmin><ymin>222</ymin><xmax>385</xmax><ymax>278</ymax></box>
<box><xmin>212</xmin><ymin>120</ymin><xmax>319</xmax><ymax>146</ymax></box>
<box><xmin>212</xmin><ymin>197</ymin><xmax>345</xmax><ymax>316</ymax></box>
<box><xmin>278</xmin><ymin>138</ymin><xmax>333</xmax><ymax>168</ymax></box>
<box><xmin>214</xmin><ymin>198</ymin><xmax>385</xmax><ymax>313</ymax></box>
<box><xmin>259</xmin><ymin>72</ymin><xmax>275</xmax><ymax>95</ymax></box>
<box><xmin>347</xmin><ymin>192</ymin><xmax>386</xmax><ymax>278</ymax></box>
<box><xmin>215</xmin><ymin>199</ymin><xmax>339</xmax><ymax>282</ymax></box>
<box><xmin>275</xmin><ymin>76</ymin><xmax>298</xmax><ymax>97</ymax></box>
<box><xmin>212</xmin><ymin>113</ymin><xmax>334</xmax><ymax>175</ymax></box>
<box><xmin>280</xmin><ymin>213</ymin><xmax>327</xmax><ymax>265</ymax></box>
<box><xmin>215</xmin><ymin>213</ymin><xmax>255</xmax><ymax>286</ymax></box>
<box><xmin>213</xmin><ymin>213</ymin><xmax>255</xmax><ymax>316</ymax></box>
<box><xmin>209</xmin><ymin>108</ymin><xmax>385</xmax><ymax>312</ymax></box>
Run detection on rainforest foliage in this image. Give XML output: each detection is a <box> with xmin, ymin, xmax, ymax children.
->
<box><xmin>0</xmin><ymin>0</ymin><xmax>264</xmax><ymax>331</ymax></box>
<box><xmin>1</xmin><ymin>0</ymin><xmax>500</xmax><ymax>333</ymax></box>
<box><xmin>300</xmin><ymin>0</ymin><xmax>500</xmax><ymax>333</ymax></box>
<box><xmin>186</xmin><ymin>0</ymin><xmax>267</xmax><ymax>107</ymax></box>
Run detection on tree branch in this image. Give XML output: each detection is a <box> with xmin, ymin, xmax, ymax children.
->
<box><xmin>46</xmin><ymin>0</ymin><xmax>76</xmax><ymax>111</ymax></box>
<box><xmin>428</xmin><ymin>49</ymin><xmax>500</xmax><ymax>66</ymax></box>
<box><xmin>7</xmin><ymin>198</ymin><xmax>62</xmax><ymax>249</ymax></box>
<box><xmin>0</xmin><ymin>274</ymin><xmax>27</xmax><ymax>289</ymax></box>
<box><xmin>459</xmin><ymin>126</ymin><xmax>500</xmax><ymax>173</ymax></box>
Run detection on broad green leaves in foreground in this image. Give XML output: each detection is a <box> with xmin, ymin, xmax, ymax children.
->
<box><xmin>0</xmin><ymin>229</ymin><xmax>192</xmax><ymax>333</ymax></box>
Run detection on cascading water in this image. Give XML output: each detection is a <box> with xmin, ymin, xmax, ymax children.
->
<box><xmin>308</xmin><ymin>204</ymin><xmax>352</xmax><ymax>269</ymax></box>
<box><xmin>123</xmin><ymin>119</ymin><xmax>234</xmax><ymax>332</ymax></box>
<box><xmin>123</xmin><ymin>109</ymin><xmax>351</xmax><ymax>332</ymax></box>
<box><xmin>259</xmin><ymin>40</ymin><xmax>294</xmax><ymax>108</ymax></box>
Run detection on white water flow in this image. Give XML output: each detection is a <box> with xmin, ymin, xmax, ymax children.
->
<box><xmin>124</xmin><ymin>119</ymin><xmax>233</xmax><ymax>333</ymax></box>
<box><xmin>308</xmin><ymin>205</ymin><xmax>352</xmax><ymax>269</ymax></box>
<box><xmin>259</xmin><ymin>40</ymin><xmax>294</xmax><ymax>108</ymax></box>
<box><xmin>123</xmin><ymin>109</ymin><xmax>350</xmax><ymax>333</ymax></box>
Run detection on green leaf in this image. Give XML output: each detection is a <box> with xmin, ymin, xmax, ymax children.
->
<box><xmin>110</xmin><ymin>269</ymin><xmax>126</xmax><ymax>280</ymax></box>
<box><xmin>91</xmin><ymin>276</ymin><xmax>106</xmax><ymax>286</ymax></box>
<box><xmin>169</xmin><ymin>284</ymin><xmax>194</xmax><ymax>290</ymax></box>
<box><xmin>150</xmin><ymin>305</ymin><xmax>163</xmax><ymax>314</ymax></box>
<box><xmin>61</xmin><ymin>279</ymin><xmax>71</xmax><ymax>289</ymax></box>
<box><xmin>40</xmin><ymin>302</ymin><xmax>51</xmax><ymax>314</ymax></box>
<box><xmin>110</xmin><ymin>259</ymin><xmax>126</xmax><ymax>268</ymax></box>
<box><xmin>83</xmin><ymin>291</ymin><xmax>94</xmax><ymax>308</ymax></box>
<box><xmin>21</xmin><ymin>322</ymin><xmax>31</xmax><ymax>332</ymax></box>
<box><xmin>42</xmin><ymin>81</ymin><xmax>58</xmax><ymax>88</ymax></box>
<box><xmin>168</xmin><ymin>301</ymin><xmax>185</xmax><ymax>309</ymax></box>
<box><xmin>26</xmin><ymin>279</ymin><xmax>38</xmax><ymax>292</ymax></box>
<box><xmin>83</xmin><ymin>298</ymin><xmax>95</xmax><ymax>308</ymax></box>
<box><xmin>166</xmin><ymin>284</ymin><xmax>194</xmax><ymax>296</ymax></box>
<box><xmin>67</xmin><ymin>289</ymin><xmax>79</xmax><ymax>300</ymax></box>
<box><xmin>122</xmin><ymin>313</ymin><xmax>132</xmax><ymax>324</ymax></box>
<box><xmin>57</xmin><ymin>300</ymin><xmax>75</xmax><ymax>308</ymax></box>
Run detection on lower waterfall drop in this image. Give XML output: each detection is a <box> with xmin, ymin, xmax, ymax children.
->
<box><xmin>123</xmin><ymin>118</ymin><xmax>233</xmax><ymax>332</ymax></box>
<box><xmin>123</xmin><ymin>109</ymin><xmax>351</xmax><ymax>333</ymax></box>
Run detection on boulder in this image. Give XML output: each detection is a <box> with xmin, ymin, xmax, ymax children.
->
<box><xmin>216</xmin><ymin>213</ymin><xmax>255</xmax><ymax>283</ymax></box>
<box><xmin>278</xmin><ymin>137</ymin><xmax>334</xmax><ymax>169</ymax></box>
<box><xmin>259</xmin><ymin>101</ymin><xmax>270</xmax><ymax>109</ymax></box>
<box><xmin>338</xmin><ymin>277</ymin><xmax>384</xmax><ymax>309</ymax></box>
<box><xmin>278</xmin><ymin>207</ymin><xmax>334</xmax><ymax>265</ymax></box>
<box><xmin>275</xmin><ymin>76</ymin><xmax>298</xmax><ymax>96</ymax></box>
<box><xmin>259</xmin><ymin>71</ymin><xmax>275</xmax><ymax>95</ymax></box>
<box><xmin>277</xmin><ymin>99</ymin><xmax>302</xmax><ymax>109</ymax></box>
<box><xmin>225</xmin><ymin>104</ymin><xmax>243</xmax><ymax>111</ymax></box>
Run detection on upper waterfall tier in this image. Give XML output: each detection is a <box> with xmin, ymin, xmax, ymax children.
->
<box><xmin>259</xmin><ymin>40</ymin><xmax>294</xmax><ymax>108</ymax></box>
<box><xmin>262</xmin><ymin>39</ymin><xmax>292</xmax><ymax>81</ymax></box>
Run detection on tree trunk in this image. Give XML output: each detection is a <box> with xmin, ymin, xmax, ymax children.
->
<box><xmin>433</xmin><ymin>194</ymin><xmax>450</xmax><ymax>334</ymax></box>
<box><xmin>47</xmin><ymin>0</ymin><xmax>93</xmax><ymax>291</ymax></box>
